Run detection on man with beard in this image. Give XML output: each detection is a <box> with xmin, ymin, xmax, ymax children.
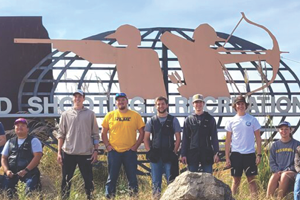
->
<box><xmin>144</xmin><ymin>96</ymin><xmax>181</xmax><ymax>198</ymax></box>
<box><xmin>102</xmin><ymin>93</ymin><xmax>145</xmax><ymax>198</ymax></box>
<box><xmin>181</xmin><ymin>94</ymin><xmax>219</xmax><ymax>173</ymax></box>
<box><xmin>57</xmin><ymin>89</ymin><xmax>99</xmax><ymax>199</ymax></box>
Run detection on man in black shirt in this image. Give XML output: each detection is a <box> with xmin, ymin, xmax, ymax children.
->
<box><xmin>181</xmin><ymin>94</ymin><xmax>219</xmax><ymax>173</ymax></box>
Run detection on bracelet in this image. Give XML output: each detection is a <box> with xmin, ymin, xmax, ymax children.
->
<box><xmin>257</xmin><ymin>154</ymin><xmax>262</xmax><ymax>157</ymax></box>
<box><xmin>25</xmin><ymin>168</ymin><xmax>30</xmax><ymax>173</ymax></box>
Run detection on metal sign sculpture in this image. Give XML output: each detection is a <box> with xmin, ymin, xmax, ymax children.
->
<box><xmin>1</xmin><ymin>14</ymin><xmax>299</xmax><ymax>175</ymax></box>
<box><xmin>0</xmin><ymin>13</ymin><xmax>299</xmax><ymax>133</ymax></box>
<box><xmin>15</xmin><ymin>25</ymin><xmax>167</xmax><ymax>99</ymax></box>
<box><xmin>15</xmin><ymin>13</ymin><xmax>281</xmax><ymax>99</ymax></box>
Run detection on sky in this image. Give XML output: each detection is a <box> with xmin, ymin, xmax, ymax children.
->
<box><xmin>1</xmin><ymin>0</ymin><xmax>300</xmax><ymax>138</ymax></box>
<box><xmin>0</xmin><ymin>0</ymin><xmax>299</xmax><ymax>66</ymax></box>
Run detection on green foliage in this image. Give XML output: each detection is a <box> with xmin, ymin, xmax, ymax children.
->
<box><xmin>16</xmin><ymin>181</ymin><xmax>26</xmax><ymax>200</ymax></box>
<box><xmin>257</xmin><ymin>151</ymin><xmax>272</xmax><ymax>189</ymax></box>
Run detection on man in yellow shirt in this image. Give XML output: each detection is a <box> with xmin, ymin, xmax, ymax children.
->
<box><xmin>101</xmin><ymin>93</ymin><xmax>145</xmax><ymax>198</ymax></box>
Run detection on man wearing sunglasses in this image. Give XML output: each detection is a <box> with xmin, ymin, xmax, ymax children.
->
<box><xmin>102</xmin><ymin>92</ymin><xmax>145</xmax><ymax>198</ymax></box>
<box><xmin>1</xmin><ymin>118</ymin><xmax>42</xmax><ymax>198</ymax></box>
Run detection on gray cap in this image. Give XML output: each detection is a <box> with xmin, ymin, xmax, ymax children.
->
<box><xmin>192</xmin><ymin>94</ymin><xmax>204</xmax><ymax>103</ymax></box>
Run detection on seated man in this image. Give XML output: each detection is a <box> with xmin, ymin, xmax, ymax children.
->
<box><xmin>1</xmin><ymin>118</ymin><xmax>43</xmax><ymax>197</ymax></box>
<box><xmin>267</xmin><ymin>121</ymin><xmax>300</xmax><ymax>199</ymax></box>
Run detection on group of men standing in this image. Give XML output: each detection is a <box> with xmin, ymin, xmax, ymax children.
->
<box><xmin>0</xmin><ymin>90</ymin><xmax>264</xmax><ymax>199</ymax></box>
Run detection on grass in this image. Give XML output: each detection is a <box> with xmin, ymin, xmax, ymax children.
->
<box><xmin>0</xmin><ymin>147</ymin><xmax>294</xmax><ymax>200</ymax></box>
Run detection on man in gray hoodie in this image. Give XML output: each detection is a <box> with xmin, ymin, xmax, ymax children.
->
<box><xmin>57</xmin><ymin>89</ymin><xmax>99</xmax><ymax>199</ymax></box>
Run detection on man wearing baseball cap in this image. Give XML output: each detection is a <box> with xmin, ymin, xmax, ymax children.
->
<box><xmin>1</xmin><ymin>118</ymin><xmax>42</xmax><ymax>197</ymax></box>
<box><xmin>267</xmin><ymin>121</ymin><xmax>300</xmax><ymax>199</ymax></box>
<box><xmin>181</xmin><ymin>94</ymin><xmax>219</xmax><ymax>173</ymax></box>
<box><xmin>102</xmin><ymin>92</ymin><xmax>145</xmax><ymax>198</ymax></box>
<box><xmin>57</xmin><ymin>88</ymin><xmax>99</xmax><ymax>199</ymax></box>
<box><xmin>225</xmin><ymin>95</ymin><xmax>262</xmax><ymax>199</ymax></box>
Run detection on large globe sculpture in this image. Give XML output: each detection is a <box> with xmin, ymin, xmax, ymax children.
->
<box><xmin>18</xmin><ymin>27</ymin><xmax>300</xmax><ymax>142</ymax></box>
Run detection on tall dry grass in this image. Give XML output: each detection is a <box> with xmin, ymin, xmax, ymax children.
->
<box><xmin>0</xmin><ymin>147</ymin><xmax>294</xmax><ymax>200</ymax></box>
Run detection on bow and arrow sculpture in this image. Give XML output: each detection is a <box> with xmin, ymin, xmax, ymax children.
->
<box><xmin>161</xmin><ymin>12</ymin><xmax>283</xmax><ymax>98</ymax></box>
<box><xmin>221</xmin><ymin>12</ymin><xmax>282</xmax><ymax>97</ymax></box>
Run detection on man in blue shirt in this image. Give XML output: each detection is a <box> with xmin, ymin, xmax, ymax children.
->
<box><xmin>1</xmin><ymin>118</ymin><xmax>43</xmax><ymax>198</ymax></box>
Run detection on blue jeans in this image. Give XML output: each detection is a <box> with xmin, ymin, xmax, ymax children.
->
<box><xmin>150</xmin><ymin>159</ymin><xmax>171</xmax><ymax>195</ymax></box>
<box><xmin>105</xmin><ymin>150</ymin><xmax>138</xmax><ymax>198</ymax></box>
<box><xmin>294</xmin><ymin>173</ymin><xmax>300</xmax><ymax>200</ymax></box>
<box><xmin>4</xmin><ymin>170</ymin><xmax>40</xmax><ymax>198</ymax></box>
<box><xmin>188</xmin><ymin>164</ymin><xmax>213</xmax><ymax>173</ymax></box>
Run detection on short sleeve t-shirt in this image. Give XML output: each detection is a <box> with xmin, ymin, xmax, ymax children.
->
<box><xmin>0</xmin><ymin>122</ymin><xmax>5</xmax><ymax>153</ymax></box>
<box><xmin>2</xmin><ymin>137</ymin><xmax>43</xmax><ymax>156</ymax></box>
<box><xmin>225</xmin><ymin>113</ymin><xmax>261</xmax><ymax>154</ymax></box>
<box><xmin>145</xmin><ymin>115</ymin><xmax>181</xmax><ymax>148</ymax></box>
<box><xmin>102</xmin><ymin>109</ymin><xmax>145</xmax><ymax>152</ymax></box>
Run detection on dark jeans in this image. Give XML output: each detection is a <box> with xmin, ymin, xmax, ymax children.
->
<box><xmin>61</xmin><ymin>152</ymin><xmax>94</xmax><ymax>199</ymax></box>
<box><xmin>4</xmin><ymin>169</ymin><xmax>40</xmax><ymax>198</ymax></box>
<box><xmin>105</xmin><ymin>150</ymin><xmax>138</xmax><ymax>198</ymax></box>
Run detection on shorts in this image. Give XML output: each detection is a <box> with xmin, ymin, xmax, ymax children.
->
<box><xmin>230</xmin><ymin>152</ymin><xmax>258</xmax><ymax>177</ymax></box>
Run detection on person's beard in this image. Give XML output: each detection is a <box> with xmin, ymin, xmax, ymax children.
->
<box><xmin>119</xmin><ymin>105</ymin><xmax>126</xmax><ymax>110</ymax></box>
<box><xmin>157</xmin><ymin>108</ymin><xmax>167</xmax><ymax>114</ymax></box>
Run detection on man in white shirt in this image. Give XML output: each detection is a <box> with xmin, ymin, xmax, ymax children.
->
<box><xmin>225</xmin><ymin>95</ymin><xmax>262</xmax><ymax>199</ymax></box>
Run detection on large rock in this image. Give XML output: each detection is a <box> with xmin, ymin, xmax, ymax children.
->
<box><xmin>161</xmin><ymin>171</ymin><xmax>235</xmax><ymax>200</ymax></box>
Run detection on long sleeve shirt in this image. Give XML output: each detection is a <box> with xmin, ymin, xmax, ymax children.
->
<box><xmin>269</xmin><ymin>138</ymin><xmax>300</xmax><ymax>173</ymax></box>
<box><xmin>181</xmin><ymin>113</ymin><xmax>219</xmax><ymax>157</ymax></box>
<box><xmin>57</xmin><ymin>108</ymin><xmax>99</xmax><ymax>155</ymax></box>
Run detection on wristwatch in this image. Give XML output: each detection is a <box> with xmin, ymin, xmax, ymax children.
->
<box><xmin>257</xmin><ymin>154</ymin><xmax>262</xmax><ymax>157</ymax></box>
<box><xmin>25</xmin><ymin>168</ymin><xmax>30</xmax><ymax>173</ymax></box>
